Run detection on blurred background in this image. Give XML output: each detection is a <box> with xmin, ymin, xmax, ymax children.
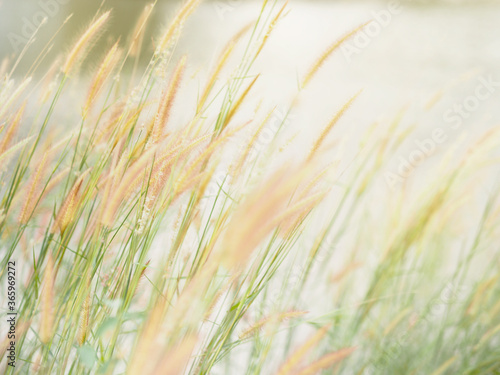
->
<box><xmin>1</xmin><ymin>0</ymin><xmax>499</xmax><ymax>183</ymax></box>
<box><xmin>1</xmin><ymin>0</ymin><xmax>499</xmax><ymax>108</ymax></box>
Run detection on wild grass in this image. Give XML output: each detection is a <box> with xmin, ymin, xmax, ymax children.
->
<box><xmin>0</xmin><ymin>1</ymin><xmax>500</xmax><ymax>374</ymax></box>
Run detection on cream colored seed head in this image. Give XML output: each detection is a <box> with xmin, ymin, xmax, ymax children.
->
<box><xmin>63</xmin><ymin>11</ymin><xmax>111</xmax><ymax>76</ymax></box>
<box><xmin>40</xmin><ymin>254</ymin><xmax>55</xmax><ymax>344</ymax></box>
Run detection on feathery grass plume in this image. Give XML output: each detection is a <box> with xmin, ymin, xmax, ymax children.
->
<box><xmin>155</xmin><ymin>0</ymin><xmax>200</xmax><ymax>56</ymax></box>
<box><xmin>197</xmin><ymin>43</ymin><xmax>235</xmax><ymax>114</ymax></box>
<box><xmin>204</xmin><ymin>273</ymin><xmax>238</xmax><ymax>319</ymax></box>
<box><xmin>139</xmin><ymin>158</ymin><xmax>177</xmax><ymax>221</ymax></box>
<box><xmin>302</xmin><ymin>22</ymin><xmax>369</xmax><ymax>88</ymax></box>
<box><xmin>275</xmin><ymin>191</ymin><xmax>327</xmax><ymax>238</ymax></box>
<box><xmin>155</xmin><ymin>132</ymin><xmax>213</xmax><ymax>169</ymax></box>
<box><xmin>275</xmin><ymin>325</ymin><xmax>331</xmax><ymax>375</ymax></box>
<box><xmin>40</xmin><ymin>167</ymin><xmax>71</xmax><ymax>201</ymax></box>
<box><xmin>0</xmin><ymin>101</ymin><xmax>25</xmax><ymax>154</ymax></box>
<box><xmin>18</xmin><ymin>151</ymin><xmax>48</xmax><ymax>225</ymax></box>
<box><xmin>162</xmin><ymin>264</ymin><xmax>220</xmax><ymax>340</ymax></box>
<box><xmin>196</xmin><ymin>22</ymin><xmax>253</xmax><ymax>113</ymax></box>
<box><xmin>221</xmin><ymin>74</ymin><xmax>260</xmax><ymax>131</ymax></box>
<box><xmin>84</xmin><ymin>41</ymin><xmax>121</xmax><ymax>114</ymax></box>
<box><xmin>295</xmin><ymin>163</ymin><xmax>332</xmax><ymax>202</ymax></box>
<box><xmin>127</xmin><ymin>299</ymin><xmax>168</xmax><ymax>375</ymax></box>
<box><xmin>31</xmin><ymin>353</ymin><xmax>42</xmax><ymax>373</ymax></box>
<box><xmin>1</xmin><ymin>135</ymin><xmax>57</xmax><ymax>211</ymax></box>
<box><xmin>239</xmin><ymin>310</ymin><xmax>307</xmax><ymax>339</ymax></box>
<box><xmin>0</xmin><ymin>77</ymin><xmax>31</xmax><ymax>122</ymax></box>
<box><xmin>97</xmin><ymin>144</ymin><xmax>123</xmax><ymax>223</ymax></box>
<box><xmin>82</xmin><ymin>204</ymin><xmax>102</xmax><ymax>242</ymax></box>
<box><xmin>100</xmin><ymin>145</ymin><xmax>159</xmax><ymax>227</ymax></box>
<box><xmin>40</xmin><ymin>254</ymin><xmax>55</xmax><ymax>344</ymax></box>
<box><xmin>143</xmin><ymin>130</ymin><xmax>218</xmax><ymax>208</ymax></box>
<box><xmin>62</xmin><ymin>11</ymin><xmax>111</xmax><ymax>76</ymax></box>
<box><xmin>254</xmin><ymin>1</ymin><xmax>288</xmax><ymax>58</ymax></box>
<box><xmin>293</xmin><ymin>347</ymin><xmax>357</xmax><ymax>375</ymax></box>
<box><xmin>42</xmin><ymin>130</ymin><xmax>77</xmax><ymax>158</ymax></box>
<box><xmin>130</xmin><ymin>260</ymin><xmax>151</xmax><ymax>299</ymax></box>
<box><xmin>51</xmin><ymin>168</ymin><xmax>92</xmax><ymax>234</ymax></box>
<box><xmin>76</xmin><ymin>288</ymin><xmax>91</xmax><ymax>346</ymax></box>
<box><xmin>0</xmin><ymin>320</ymin><xmax>30</xmax><ymax>355</ymax></box>
<box><xmin>308</xmin><ymin>91</ymin><xmax>361</xmax><ymax>161</ymax></box>
<box><xmin>25</xmin><ymin>12</ymin><xmax>71</xmax><ymax>77</ymax></box>
<box><xmin>103</xmin><ymin>134</ymin><xmax>209</xmax><ymax>226</ymax></box>
<box><xmin>4</xmin><ymin>1</ymin><xmax>500</xmax><ymax>372</ymax></box>
<box><xmin>172</xmin><ymin>162</ymin><xmax>215</xmax><ymax>204</ymax></box>
<box><xmin>129</xmin><ymin>3</ymin><xmax>155</xmax><ymax>57</ymax></box>
<box><xmin>277</xmin><ymin>163</ymin><xmax>334</xmax><ymax>236</ymax></box>
<box><xmin>215</xmin><ymin>164</ymin><xmax>313</xmax><ymax>270</ymax></box>
<box><xmin>176</xmin><ymin>121</ymin><xmax>248</xmax><ymax>191</ymax></box>
<box><xmin>105</xmin><ymin>136</ymin><xmax>128</xmax><ymax>186</ymax></box>
<box><xmin>149</xmin><ymin>336</ymin><xmax>198</xmax><ymax>375</ymax></box>
<box><xmin>95</xmin><ymin>99</ymin><xmax>126</xmax><ymax>143</ymax></box>
<box><xmin>0</xmin><ymin>136</ymin><xmax>34</xmax><ymax>165</ymax></box>
<box><xmin>151</xmin><ymin>56</ymin><xmax>187</xmax><ymax>142</ymax></box>
<box><xmin>116</xmin><ymin>102</ymin><xmax>150</xmax><ymax>143</ymax></box>
<box><xmin>174</xmin><ymin>152</ymin><xmax>215</xmax><ymax>195</ymax></box>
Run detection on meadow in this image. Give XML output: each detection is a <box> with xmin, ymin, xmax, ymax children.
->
<box><xmin>0</xmin><ymin>0</ymin><xmax>499</xmax><ymax>374</ymax></box>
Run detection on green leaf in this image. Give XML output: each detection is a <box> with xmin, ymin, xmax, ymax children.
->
<box><xmin>96</xmin><ymin>317</ymin><xmax>119</xmax><ymax>338</ymax></box>
<box><xmin>77</xmin><ymin>345</ymin><xmax>97</xmax><ymax>369</ymax></box>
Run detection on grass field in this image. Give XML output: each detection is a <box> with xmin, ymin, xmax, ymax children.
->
<box><xmin>0</xmin><ymin>0</ymin><xmax>499</xmax><ymax>374</ymax></box>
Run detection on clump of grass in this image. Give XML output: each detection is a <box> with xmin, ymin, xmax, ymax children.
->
<box><xmin>1</xmin><ymin>1</ymin><xmax>500</xmax><ymax>375</ymax></box>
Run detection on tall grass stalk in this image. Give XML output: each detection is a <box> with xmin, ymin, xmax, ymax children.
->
<box><xmin>1</xmin><ymin>1</ymin><xmax>500</xmax><ymax>375</ymax></box>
